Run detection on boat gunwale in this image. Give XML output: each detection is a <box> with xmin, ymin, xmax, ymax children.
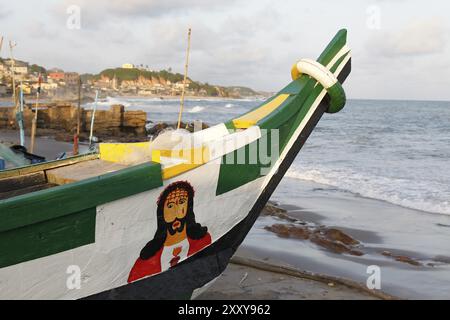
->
<box><xmin>0</xmin><ymin>153</ymin><xmax>100</xmax><ymax>180</ymax></box>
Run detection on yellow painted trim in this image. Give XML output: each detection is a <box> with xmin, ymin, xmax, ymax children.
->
<box><xmin>99</xmin><ymin>141</ymin><xmax>210</xmax><ymax>179</ymax></box>
<box><xmin>232</xmin><ymin>94</ymin><xmax>290</xmax><ymax>129</ymax></box>
<box><xmin>291</xmin><ymin>63</ymin><xmax>301</xmax><ymax>80</ymax></box>
<box><xmin>161</xmin><ymin>163</ymin><xmax>203</xmax><ymax>180</ymax></box>
<box><xmin>151</xmin><ymin>146</ymin><xmax>210</xmax><ymax>180</ymax></box>
<box><xmin>151</xmin><ymin>146</ymin><xmax>210</xmax><ymax>164</ymax></box>
<box><xmin>99</xmin><ymin>142</ymin><xmax>151</xmax><ymax>163</ymax></box>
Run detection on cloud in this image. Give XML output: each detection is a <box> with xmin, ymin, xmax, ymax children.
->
<box><xmin>367</xmin><ymin>18</ymin><xmax>449</xmax><ymax>57</ymax></box>
<box><xmin>78</xmin><ymin>0</ymin><xmax>238</xmax><ymax>17</ymax></box>
<box><xmin>52</xmin><ymin>0</ymin><xmax>240</xmax><ymax>29</ymax></box>
<box><xmin>0</xmin><ymin>6</ymin><xmax>12</xmax><ymax>19</ymax></box>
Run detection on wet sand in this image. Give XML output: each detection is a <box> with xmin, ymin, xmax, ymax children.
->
<box><xmin>198</xmin><ymin>253</ymin><xmax>382</xmax><ymax>300</ymax></box>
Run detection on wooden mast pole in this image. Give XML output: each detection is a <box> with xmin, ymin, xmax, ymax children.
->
<box><xmin>9</xmin><ymin>41</ymin><xmax>17</xmax><ymax>108</ymax></box>
<box><xmin>29</xmin><ymin>74</ymin><xmax>41</xmax><ymax>153</ymax></box>
<box><xmin>73</xmin><ymin>76</ymin><xmax>82</xmax><ymax>155</ymax></box>
<box><xmin>177</xmin><ymin>28</ymin><xmax>192</xmax><ymax>130</ymax></box>
<box><xmin>18</xmin><ymin>81</ymin><xmax>25</xmax><ymax>146</ymax></box>
<box><xmin>89</xmin><ymin>90</ymin><xmax>99</xmax><ymax>147</ymax></box>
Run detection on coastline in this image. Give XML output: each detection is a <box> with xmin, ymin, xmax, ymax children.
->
<box><xmin>0</xmin><ymin>94</ymin><xmax>264</xmax><ymax>108</ymax></box>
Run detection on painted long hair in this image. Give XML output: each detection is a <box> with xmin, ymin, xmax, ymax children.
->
<box><xmin>139</xmin><ymin>181</ymin><xmax>208</xmax><ymax>260</ymax></box>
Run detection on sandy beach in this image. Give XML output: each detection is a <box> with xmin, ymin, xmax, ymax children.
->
<box><xmin>198</xmin><ymin>252</ymin><xmax>382</xmax><ymax>300</ymax></box>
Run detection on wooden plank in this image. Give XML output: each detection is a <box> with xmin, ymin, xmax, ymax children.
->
<box><xmin>46</xmin><ymin>159</ymin><xmax>128</xmax><ymax>185</ymax></box>
<box><xmin>0</xmin><ymin>172</ymin><xmax>46</xmax><ymax>193</ymax></box>
<box><xmin>0</xmin><ymin>183</ymin><xmax>57</xmax><ymax>200</ymax></box>
<box><xmin>0</xmin><ymin>153</ymin><xmax>99</xmax><ymax>180</ymax></box>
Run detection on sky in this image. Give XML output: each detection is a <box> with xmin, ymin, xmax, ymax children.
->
<box><xmin>0</xmin><ymin>0</ymin><xmax>449</xmax><ymax>100</ymax></box>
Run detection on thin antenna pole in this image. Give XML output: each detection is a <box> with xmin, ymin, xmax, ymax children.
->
<box><xmin>30</xmin><ymin>74</ymin><xmax>42</xmax><ymax>153</ymax></box>
<box><xmin>73</xmin><ymin>76</ymin><xmax>82</xmax><ymax>155</ymax></box>
<box><xmin>177</xmin><ymin>28</ymin><xmax>192</xmax><ymax>130</ymax></box>
<box><xmin>18</xmin><ymin>81</ymin><xmax>25</xmax><ymax>146</ymax></box>
<box><xmin>89</xmin><ymin>90</ymin><xmax>99</xmax><ymax>147</ymax></box>
<box><xmin>9</xmin><ymin>41</ymin><xmax>17</xmax><ymax>108</ymax></box>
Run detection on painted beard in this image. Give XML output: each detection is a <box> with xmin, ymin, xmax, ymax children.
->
<box><xmin>166</xmin><ymin>217</ymin><xmax>186</xmax><ymax>236</ymax></box>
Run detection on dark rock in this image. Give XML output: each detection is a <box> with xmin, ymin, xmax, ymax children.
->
<box><xmin>264</xmin><ymin>223</ymin><xmax>364</xmax><ymax>257</ymax></box>
<box><xmin>264</xmin><ymin>224</ymin><xmax>310</xmax><ymax>240</ymax></box>
<box><xmin>261</xmin><ymin>203</ymin><xmax>298</xmax><ymax>223</ymax></box>
<box><xmin>321</xmin><ymin>228</ymin><xmax>360</xmax><ymax>246</ymax></box>
<box><xmin>381</xmin><ymin>251</ymin><xmax>422</xmax><ymax>267</ymax></box>
<box><xmin>310</xmin><ymin>235</ymin><xmax>364</xmax><ymax>256</ymax></box>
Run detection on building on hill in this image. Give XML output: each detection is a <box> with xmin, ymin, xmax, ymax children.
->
<box><xmin>122</xmin><ymin>63</ymin><xmax>135</xmax><ymax>69</ymax></box>
<box><xmin>0</xmin><ymin>84</ymin><xmax>7</xmax><ymax>96</ymax></box>
<box><xmin>64</xmin><ymin>72</ymin><xmax>79</xmax><ymax>86</ymax></box>
<box><xmin>4</xmin><ymin>60</ymin><xmax>28</xmax><ymax>73</ymax></box>
<box><xmin>48</xmin><ymin>68</ymin><xmax>64</xmax><ymax>73</ymax></box>
<box><xmin>12</xmin><ymin>61</ymin><xmax>29</xmax><ymax>75</ymax></box>
<box><xmin>0</xmin><ymin>63</ymin><xmax>6</xmax><ymax>77</ymax></box>
<box><xmin>3</xmin><ymin>59</ymin><xmax>15</xmax><ymax>67</ymax></box>
<box><xmin>48</xmin><ymin>71</ymin><xmax>65</xmax><ymax>82</ymax></box>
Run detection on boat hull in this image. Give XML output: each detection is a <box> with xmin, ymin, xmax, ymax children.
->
<box><xmin>86</xmin><ymin>60</ymin><xmax>352</xmax><ymax>300</ymax></box>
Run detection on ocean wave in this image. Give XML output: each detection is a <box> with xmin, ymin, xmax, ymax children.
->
<box><xmin>85</xmin><ymin>96</ymin><xmax>131</xmax><ymax>108</ymax></box>
<box><xmin>188</xmin><ymin>106</ymin><xmax>205</xmax><ymax>113</ymax></box>
<box><xmin>286</xmin><ymin>166</ymin><xmax>450</xmax><ymax>216</ymax></box>
<box><xmin>225</xmin><ymin>103</ymin><xmax>235</xmax><ymax>108</ymax></box>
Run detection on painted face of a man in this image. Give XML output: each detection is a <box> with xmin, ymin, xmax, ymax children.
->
<box><xmin>163</xmin><ymin>188</ymin><xmax>188</xmax><ymax>235</ymax></box>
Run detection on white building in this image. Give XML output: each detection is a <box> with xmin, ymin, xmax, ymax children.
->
<box><xmin>122</xmin><ymin>63</ymin><xmax>135</xmax><ymax>69</ymax></box>
<box><xmin>12</xmin><ymin>66</ymin><xmax>28</xmax><ymax>74</ymax></box>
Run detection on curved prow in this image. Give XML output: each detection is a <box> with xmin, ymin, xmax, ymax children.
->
<box><xmin>291</xmin><ymin>58</ymin><xmax>346</xmax><ymax>113</ymax></box>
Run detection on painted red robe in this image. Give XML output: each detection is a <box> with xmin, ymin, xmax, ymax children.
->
<box><xmin>127</xmin><ymin>233</ymin><xmax>212</xmax><ymax>283</ymax></box>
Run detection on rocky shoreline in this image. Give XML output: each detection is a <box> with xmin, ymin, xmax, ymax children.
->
<box><xmin>261</xmin><ymin>201</ymin><xmax>448</xmax><ymax>269</ymax></box>
<box><xmin>0</xmin><ymin>100</ymin><xmax>212</xmax><ymax>145</ymax></box>
<box><xmin>199</xmin><ymin>201</ymin><xmax>400</xmax><ymax>300</ymax></box>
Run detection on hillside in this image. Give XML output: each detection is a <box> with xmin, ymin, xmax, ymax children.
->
<box><xmin>90</xmin><ymin>67</ymin><xmax>260</xmax><ymax>98</ymax></box>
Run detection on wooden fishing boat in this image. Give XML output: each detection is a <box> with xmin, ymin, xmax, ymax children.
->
<box><xmin>0</xmin><ymin>30</ymin><xmax>351</xmax><ymax>299</ymax></box>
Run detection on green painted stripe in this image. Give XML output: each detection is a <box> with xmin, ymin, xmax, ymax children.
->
<box><xmin>329</xmin><ymin>52</ymin><xmax>349</xmax><ymax>73</ymax></box>
<box><xmin>258</xmin><ymin>81</ymin><xmax>314</xmax><ymax>130</ymax></box>
<box><xmin>216</xmin><ymin>134</ymin><xmax>276</xmax><ymax>196</ymax></box>
<box><xmin>0</xmin><ymin>162</ymin><xmax>163</xmax><ymax>233</ymax></box>
<box><xmin>224</xmin><ymin>120</ymin><xmax>236</xmax><ymax>131</ymax></box>
<box><xmin>0</xmin><ymin>208</ymin><xmax>96</xmax><ymax>268</ymax></box>
<box><xmin>317</xmin><ymin>29</ymin><xmax>347</xmax><ymax>66</ymax></box>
